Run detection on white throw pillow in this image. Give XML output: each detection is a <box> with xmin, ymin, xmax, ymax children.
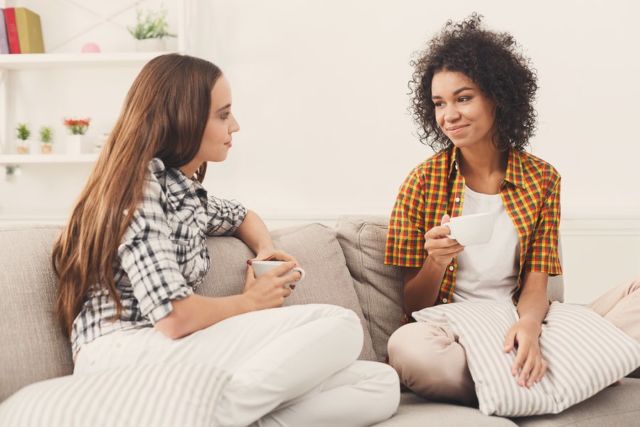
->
<box><xmin>0</xmin><ymin>362</ymin><xmax>231</xmax><ymax>427</ymax></box>
<box><xmin>413</xmin><ymin>302</ymin><xmax>640</xmax><ymax>416</ymax></box>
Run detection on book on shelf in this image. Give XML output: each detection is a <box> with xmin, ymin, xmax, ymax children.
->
<box><xmin>2</xmin><ymin>8</ymin><xmax>20</xmax><ymax>53</ymax></box>
<box><xmin>1</xmin><ymin>7</ymin><xmax>45</xmax><ymax>54</ymax></box>
<box><xmin>0</xmin><ymin>9</ymin><xmax>9</xmax><ymax>53</ymax></box>
<box><xmin>15</xmin><ymin>7</ymin><xmax>44</xmax><ymax>53</ymax></box>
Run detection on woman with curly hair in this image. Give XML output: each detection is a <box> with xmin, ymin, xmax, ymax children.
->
<box><xmin>384</xmin><ymin>14</ymin><xmax>640</xmax><ymax>405</ymax></box>
<box><xmin>53</xmin><ymin>53</ymin><xmax>400</xmax><ymax>426</ymax></box>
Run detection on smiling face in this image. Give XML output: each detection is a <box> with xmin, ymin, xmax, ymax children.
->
<box><xmin>431</xmin><ymin>70</ymin><xmax>496</xmax><ymax>149</ymax></box>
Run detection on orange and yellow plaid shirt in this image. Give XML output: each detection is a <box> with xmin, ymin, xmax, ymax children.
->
<box><xmin>385</xmin><ymin>147</ymin><xmax>562</xmax><ymax>304</ymax></box>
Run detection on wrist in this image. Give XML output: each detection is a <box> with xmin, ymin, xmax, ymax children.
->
<box><xmin>237</xmin><ymin>293</ymin><xmax>257</xmax><ymax>313</ymax></box>
<box><xmin>255</xmin><ymin>244</ymin><xmax>275</xmax><ymax>257</ymax></box>
<box><xmin>426</xmin><ymin>256</ymin><xmax>449</xmax><ymax>270</ymax></box>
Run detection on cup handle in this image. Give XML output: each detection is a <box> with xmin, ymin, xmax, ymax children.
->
<box><xmin>292</xmin><ymin>267</ymin><xmax>306</xmax><ymax>284</ymax></box>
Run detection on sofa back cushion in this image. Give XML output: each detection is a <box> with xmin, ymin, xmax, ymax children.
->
<box><xmin>335</xmin><ymin>216</ymin><xmax>565</xmax><ymax>363</ymax></box>
<box><xmin>200</xmin><ymin>223</ymin><xmax>377</xmax><ymax>361</ymax></box>
<box><xmin>0</xmin><ymin>226</ymin><xmax>73</xmax><ymax>402</ymax></box>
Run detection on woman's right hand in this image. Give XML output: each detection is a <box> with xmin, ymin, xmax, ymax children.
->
<box><xmin>242</xmin><ymin>261</ymin><xmax>299</xmax><ymax>310</ymax></box>
<box><xmin>424</xmin><ymin>214</ymin><xmax>464</xmax><ymax>268</ymax></box>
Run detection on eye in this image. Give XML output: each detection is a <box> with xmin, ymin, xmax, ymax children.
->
<box><xmin>220</xmin><ymin>112</ymin><xmax>230</xmax><ymax>120</ymax></box>
<box><xmin>433</xmin><ymin>101</ymin><xmax>444</xmax><ymax>108</ymax></box>
<box><xmin>458</xmin><ymin>96</ymin><xmax>472</xmax><ymax>102</ymax></box>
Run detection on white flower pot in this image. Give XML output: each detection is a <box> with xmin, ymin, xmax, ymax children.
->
<box><xmin>135</xmin><ymin>38</ymin><xmax>166</xmax><ymax>52</ymax></box>
<box><xmin>67</xmin><ymin>134</ymin><xmax>84</xmax><ymax>155</ymax></box>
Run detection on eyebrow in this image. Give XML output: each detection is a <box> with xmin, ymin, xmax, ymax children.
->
<box><xmin>216</xmin><ymin>103</ymin><xmax>231</xmax><ymax>112</ymax></box>
<box><xmin>432</xmin><ymin>86</ymin><xmax>474</xmax><ymax>99</ymax></box>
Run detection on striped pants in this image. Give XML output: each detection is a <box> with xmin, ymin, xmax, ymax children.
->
<box><xmin>387</xmin><ymin>278</ymin><xmax>640</xmax><ymax>404</ymax></box>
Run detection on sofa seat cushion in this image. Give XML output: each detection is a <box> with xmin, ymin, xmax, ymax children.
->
<box><xmin>200</xmin><ymin>222</ymin><xmax>377</xmax><ymax>360</ymax></box>
<box><xmin>514</xmin><ymin>378</ymin><xmax>640</xmax><ymax>426</ymax></box>
<box><xmin>374</xmin><ymin>392</ymin><xmax>517</xmax><ymax>426</ymax></box>
<box><xmin>0</xmin><ymin>362</ymin><xmax>231</xmax><ymax>427</ymax></box>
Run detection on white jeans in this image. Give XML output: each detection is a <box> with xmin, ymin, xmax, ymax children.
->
<box><xmin>74</xmin><ymin>304</ymin><xmax>400</xmax><ymax>427</ymax></box>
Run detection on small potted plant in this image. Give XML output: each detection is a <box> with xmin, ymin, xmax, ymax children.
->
<box><xmin>40</xmin><ymin>126</ymin><xmax>54</xmax><ymax>154</ymax></box>
<box><xmin>16</xmin><ymin>123</ymin><xmax>31</xmax><ymax>154</ymax></box>
<box><xmin>63</xmin><ymin>117</ymin><xmax>91</xmax><ymax>154</ymax></box>
<box><xmin>128</xmin><ymin>8</ymin><xmax>175</xmax><ymax>52</ymax></box>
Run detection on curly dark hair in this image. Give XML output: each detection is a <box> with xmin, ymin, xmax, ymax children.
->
<box><xmin>410</xmin><ymin>13</ymin><xmax>538</xmax><ymax>152</ymax></box>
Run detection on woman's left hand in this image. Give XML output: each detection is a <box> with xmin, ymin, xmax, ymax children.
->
<box><xmin>503</xmin><ymin>318</ymin><xmax>547</xmax><ymax>388</ymax></box>
<box><xmin>253</xmin><ymin>249</ymin><xmax>300</xmax><ymax>267</ymax></box>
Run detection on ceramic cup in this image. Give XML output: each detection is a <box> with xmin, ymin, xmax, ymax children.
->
<box><xmin>251</xmin><ymin>260</ymin><xmax>306</xmax><ymax>288</ymax></box>
<box><xmin>444</xmin><ymin>211</ymin><xmax>498</xmax><ymax>246</ymax></box>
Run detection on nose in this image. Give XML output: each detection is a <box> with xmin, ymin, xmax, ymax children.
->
<box><xmin>230</xmin><ymin>114</ymin><xmax>240</xmax><ymax>133</ymax></box>
<box><xmin>443</xmin><ymin>103</ymin><xmax>461</xmax><ymax>123</ymax></box>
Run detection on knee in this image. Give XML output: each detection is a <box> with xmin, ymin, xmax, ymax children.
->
<box><xmin>306</xmin><ymin>304</ymin><xmax>363</xmax><ymax>357</ymax></box>
<box><xmin>359</xmin><ymin>362</ymin><xmax>401</xmax><ymax>421</ymax></box>
<box><xmin>387</xmin><ymin>323</ymin><xmax>432</xmax><ymax>370</ymax></box>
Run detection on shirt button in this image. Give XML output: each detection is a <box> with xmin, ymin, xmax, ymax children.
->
<box><xmin>448</xmin><ymin>265</ymin><xmax>454</xmax><ymax>271</ymax></box>
<box><xmin>442</xmin><ymin>298</ymin><xmax>448</xmax><ymax>303</ymax></box>
<box><xmin>455</xmin><ymin>197</ymin><xmax>461</xmax><ymax>203</ymax></box>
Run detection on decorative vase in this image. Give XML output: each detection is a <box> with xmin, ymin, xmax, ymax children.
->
<box><xmin>67</xmin><ymin>134</ymin><xmax>83</xmax><ymax>154</ymax></box>
<box><xmin>134</xmin><ymin>38</ymin><xmax>166</xmax><ymax>52</ymax></box>
<box><xmin>41</xmin><ymin>143</ymin><xmax>53</xmax><ymax>154</ymax></box>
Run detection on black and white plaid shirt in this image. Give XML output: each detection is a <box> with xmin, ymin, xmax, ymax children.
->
<box><xmin>71</xmin><ymin>158</ymin><xmax>247</xmax><ymax>356</ymax></box>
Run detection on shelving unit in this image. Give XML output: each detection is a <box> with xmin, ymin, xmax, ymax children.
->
<box><xmin>0</xmin><ymin>52</ymin><xmax>171</xmax><ymax>69</ymax></box>
<box><xmin>0</xmin><ymin>0</ymin><xmax>187</xmax><ymax>225</ymax></box>
<box><xmin>0</xmin><ymin>0</ymin><xmax>186</xmax><ymax>167</ymax></box>
<box><xmin>0</xmin><ymin>154</ymin><xmax>98</xmax><ymax>164</ymax></box>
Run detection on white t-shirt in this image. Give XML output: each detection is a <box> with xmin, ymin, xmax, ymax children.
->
<box><xmin>453</xmin><ymin>185</ymin><xmax>520</xmax><ymax>303</ymax></box>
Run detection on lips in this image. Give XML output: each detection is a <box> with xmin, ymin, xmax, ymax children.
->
<box><xmin>446</xmin><ymin>125</ymin><xmax>469</xmax><ymax>136</ymax></box>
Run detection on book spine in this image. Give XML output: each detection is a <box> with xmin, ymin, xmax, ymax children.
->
<box><xmin>0</xmin><ymin>9</ymin><xmax>10</xmax><ymax>54</ymax></box>
<box><xmin>3</xmin><ymin>8</ymin><xmax>20</xmax><ymax>54</ymax></box>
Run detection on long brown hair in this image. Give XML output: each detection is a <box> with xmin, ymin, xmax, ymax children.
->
<box><xmin>52</xmin><ymin>54</ymin><xmax>222</xmax><ymax>337</ymax></box>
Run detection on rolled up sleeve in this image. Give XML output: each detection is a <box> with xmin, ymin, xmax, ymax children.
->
<box><xmin>205</xmin><ymin>195</ymin><xmax>247</xmax><ymax>236</ymax></box>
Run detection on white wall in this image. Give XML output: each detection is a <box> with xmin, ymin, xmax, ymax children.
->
<box><xmin>1</xmin><ymin>0</ymin><xmax>639</xmax><ymax>302</ymax></box>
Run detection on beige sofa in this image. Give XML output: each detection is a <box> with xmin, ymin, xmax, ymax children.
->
<box><xmin>0</xmin><ymin>216</ymin><xmax>638</xmax><ymax>426</ymax></box>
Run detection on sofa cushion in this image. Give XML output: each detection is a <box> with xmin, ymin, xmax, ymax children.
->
<box><xmin>336</xmin><ymin>216</ymin><xmax>405</xmax><ymax>362</ymax></box>
<box><xmin>200</xmin><ymin>222</ymin><xmax>377</xmax><ymax>360</ymax></box>
<box><xmin>514</xmin><ymin>378</ymin><xmax>640</xmax><ymax>426</ymax></box>
<box><xmin>413</xmin><ymin>301</ymin><xmax>640</xmax><ymax>417</ymax></box>
<box><xmin>0</xmin><ymin>226</ymin><xmax>72</xmax><ymax>403</ymax></box>
<box><xmin>336</xmin><ymin>216</ymin><xmax>566</xmax><ymax>363</ymax></box>
<box><xmin>0</xmin><ymin>362</ymin><xmax>230</xmax><ymax>427</ymax></box>
<box><xmin>374</xmin><ymin>392</ymin><xmax>518</xmax><ymax>426</ymax></box>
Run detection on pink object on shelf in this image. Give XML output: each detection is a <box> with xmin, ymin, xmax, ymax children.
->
<box><xmin>80</xmin><ymin>42</ymin><xmax>101</xmax><ymax>53</ymax></box>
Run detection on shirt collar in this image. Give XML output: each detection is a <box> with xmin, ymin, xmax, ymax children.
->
<box><xmin>149</xmin><ymin>158</ymin><xmax>207</xmax><ymax>205</ymax></box>
<box><xmin>447</xmin><ymin>146</ymin><xmax>526</xmax><ymax>189</ymax></box>
<box><xmin>503</xmin><ymin>149</ymin><xmax>526</xmax><ymax>189</ymax></box>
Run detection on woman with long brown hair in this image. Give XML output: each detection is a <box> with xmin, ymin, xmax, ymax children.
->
<box><xmin>52</xmin><ymin>53</ymin><xmax>399</xmax><ymax>426</ymax></box>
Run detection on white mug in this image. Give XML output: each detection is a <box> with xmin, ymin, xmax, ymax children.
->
<box><xmin>251</xmin><ymin>260</ymin><xmax>306</xmax><ymax>288</ymax></box>
<box><xmin>443</xmin><ymin>211</ymin><xmax>497</xmax><ymax>246</ymax></box>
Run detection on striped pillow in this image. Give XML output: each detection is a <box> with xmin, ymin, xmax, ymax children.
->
<box><xmin>0</xmin><ymin>362</ymin><xmax>231</xmax><ymax>426</ymax></box>
<box><xmin>413</xmin><ymin>302</ymin><xmax>640</xmax><ymax>416</ymax></box>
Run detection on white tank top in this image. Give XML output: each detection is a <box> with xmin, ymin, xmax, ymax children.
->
<box><xmin>453</xmin><ymin>185</ymin><xmax>520</xmax><ymax>302</ymax></box>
